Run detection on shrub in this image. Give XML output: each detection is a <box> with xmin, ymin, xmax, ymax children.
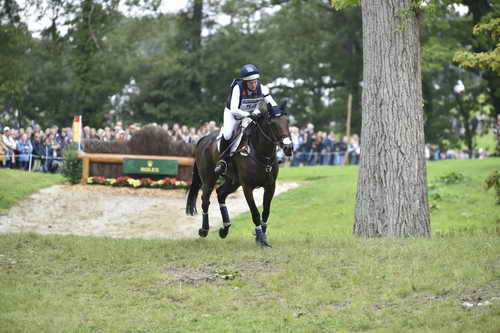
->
<box><xmin>61</xmin><ymin>144</ymin><xmax>82</xmax><ymax>184</ymax></box>
<box><xmin>436</xmin><ymin>171</ymin><xmax>465</xmax><ymax>185</ymax></box>
<box><xmin>484</xmin><ymin>170</ymin><xmax>500</xmax><ymax>204</ymax></box>
<box><xmin>428</xmin><ymin>171</ymin><xmax>467</xmax><ymax>210</ymax></box>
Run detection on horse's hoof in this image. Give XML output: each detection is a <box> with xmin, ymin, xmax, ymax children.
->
<box><xmin>255</xmin><ymin>230</ymin><xmax>272</xmax><ymax>248</ymax></box>
<box><xmin>198</xmin><ymin>228</ymin><xmax>209</xmax><ymax>238</ymax></box>
<box><xmin>259</xmin><ymin>241</ymin><xmax>272</xmax><ymax>249</ymax></box>
<box><xmin>219</xmin><ymin>227</ymin><xmax>229</xmax><ymax>239</ymax></box>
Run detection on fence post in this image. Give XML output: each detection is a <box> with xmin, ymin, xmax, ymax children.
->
<box><xmin>81</xmin><ymin>156</ymin><xmax>90</xmax><ymax>184</ymax></box>
<box><xmin>344</xmin><ymin>93</ymin><xmax>352</xmax><ymax>166</ymax></box>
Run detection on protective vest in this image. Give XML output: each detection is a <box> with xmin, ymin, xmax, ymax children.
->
<box><xmin>225</xmin><ymin>79</ymin><xmax>265</xmax><ymax>112</ymax></box>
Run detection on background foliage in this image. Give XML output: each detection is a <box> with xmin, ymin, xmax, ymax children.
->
<box><xmin>0</xmin><ymin>0</ymin><xmax>498</xmax><ymax>152</ymax></box>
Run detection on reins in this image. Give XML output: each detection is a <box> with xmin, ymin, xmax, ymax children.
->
<box><xmin>246</xmin><ymin>118</ymin><xmax>279</xmax><ymax>173</ymax></box>
<box><xmin>253</xmin><ymin>117</ymin><xmax>279</xmax><ymax>146</ymax></box>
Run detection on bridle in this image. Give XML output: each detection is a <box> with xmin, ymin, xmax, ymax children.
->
<box><xmin>246</xmin><ymin>114</ymin><xmax>289</xmax><ymax>173</ymax></box>
<box><xmin>252</xmin><ymin>114</ymin><xmax>288</xmax><ymax>147</ymax></box>
<box><xmin>254</xmin><ymin>119</ymin><xmax>279</xmax><ymax>146</ymax></box>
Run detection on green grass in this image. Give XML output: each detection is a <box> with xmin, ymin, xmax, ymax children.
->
<box><xmin>0</xmin><ymin>159</ymin><xmax>499</xmax><ymax>332</ymax></box>
<box><xmin>0</xmin><ymin>169</ymin><xmax>65</xmax><ymax>215</ymax></box>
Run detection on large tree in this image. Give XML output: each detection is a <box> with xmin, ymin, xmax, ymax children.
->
<box><xmin>353</xmin><ymin>0</ymin><xmax>431</xmax><ymax>237</ymax></box>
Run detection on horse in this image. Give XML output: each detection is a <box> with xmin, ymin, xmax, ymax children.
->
<box><xmin>185</xmin><ymin>108</ymin><xmax>293</xmax><ymax>248</ymax></box>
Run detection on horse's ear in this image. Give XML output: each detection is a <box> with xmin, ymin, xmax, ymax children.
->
<box><xmin>279</xmin><ymin>97</ymin><xmax>289</xmax><ymax>111</ymax></box>
<box><xmin>269</xmin><ymin>105</ymin><xmax>286</xmax><ymax>118</ymax></box>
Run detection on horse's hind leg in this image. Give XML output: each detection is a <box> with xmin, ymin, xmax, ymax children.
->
<box><xmin>216</xmin><ymin>181</ymin><xmax>240</xmax><ymax>239</ymax></box>
<box><xmin>261</xmin><ymin>183</ymin><xmax>276</xmax><ymax>235</ymax></box>
<box><xmin>199</xmin><ymin>180</ymin><xmax>216</xmax><ymax>238</ymax></box>
<box><xmin>242</xmin><ymin>186</ymin><xmax>272</xmax><ymax>248</ymax></box>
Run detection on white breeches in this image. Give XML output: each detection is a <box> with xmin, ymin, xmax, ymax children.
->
<box><xmin>222</xmin><ymin>108</ymin><xmax>241</xmax><ymax>140</ymax></box>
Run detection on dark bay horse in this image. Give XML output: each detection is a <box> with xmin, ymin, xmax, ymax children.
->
<box><xmin>185</xmin><ymin>110</ymin><xmax>293</xmax><ymax>248</ymax></box>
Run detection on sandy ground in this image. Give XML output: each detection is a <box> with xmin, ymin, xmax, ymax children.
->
<box><xmin>0</xmin><ymin>183</ymin><xmax>299</xmax><ymax>239</ymax></box>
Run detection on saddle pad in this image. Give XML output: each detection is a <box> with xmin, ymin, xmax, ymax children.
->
<box><xmin>217</xmin><ymin>118</ymin><xmax>252</xmax><ymax>155</ymax></box>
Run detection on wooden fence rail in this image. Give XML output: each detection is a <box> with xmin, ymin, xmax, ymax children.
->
<box><xmin>78</xmin><ymin>153</ymin><xmax>194</xmax><ymax>184</ymax></box>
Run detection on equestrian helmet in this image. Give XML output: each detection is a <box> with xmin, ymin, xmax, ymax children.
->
<box><xmin>240</xmin><ymin>64</ymin><xmax>260</xmax><ymax>81</ymax></box>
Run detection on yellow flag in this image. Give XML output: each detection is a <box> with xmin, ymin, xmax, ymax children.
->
<box><xmin>72</xmin><ymin>115</ymin><xmax>82</xmax><ymax>143</ymax></box>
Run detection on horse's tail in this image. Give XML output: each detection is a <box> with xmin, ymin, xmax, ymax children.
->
<box><xmin>186</xmin><ymin>162</ymin><xmax>202</xmax><ymax>216</ymax></box>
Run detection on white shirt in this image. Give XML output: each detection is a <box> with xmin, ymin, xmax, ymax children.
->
<box><xmin>227</xmin><ymin>83</ymin><xmax>278</xmax><ymax>119</ymax></box>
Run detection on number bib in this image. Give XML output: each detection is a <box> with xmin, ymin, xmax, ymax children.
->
<box><xmin>240</xmin><ymin>97</ymin><xmax>264</xmax><ymax>112</ymax></box>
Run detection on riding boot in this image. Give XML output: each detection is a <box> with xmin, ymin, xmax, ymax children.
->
<box><xmin>214</xmin><ymin>137</ymin><xmax>231</xmax><ymax>176</ymax></box>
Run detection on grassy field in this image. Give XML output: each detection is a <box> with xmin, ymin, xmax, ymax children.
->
<box><xmin>0</xmin><ymin>170</ymin><xmax>65</xmax><ymax>215</ymax></box>
<box><xmin>0</xmin><ymin>159</ymin><xmax>499</xmax><ymax>332</ymax></box>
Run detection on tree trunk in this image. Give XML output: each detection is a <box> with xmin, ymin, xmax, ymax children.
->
<box><xmin>190</xmin><ymin>0</ymin><xmax>203</xmax><ymax>103</ymax></box>
<box><xmin>354</xmin><ymin>0</ymin><xmax>431</xmax><ymax>237</ymax></box>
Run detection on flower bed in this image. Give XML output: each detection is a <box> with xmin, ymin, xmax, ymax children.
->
<box><xmin>87</xmin><ymin>176</ymin><xmax>190</xmax><ymax>189</ymax></box>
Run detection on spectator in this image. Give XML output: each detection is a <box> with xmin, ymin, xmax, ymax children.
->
<box><xmin>312</xmin><ymin>131</ymin><xmax>324</xmax><ymax>165</ymax></box>
<box><xmin>31</xmin><ymin>132</ymin><xmax>45</xmax><ymax>172</ymax></box>
<box><xmin>33</xmin><ymin>124</ymin><xmax>42</xmax><ymax>139</ymax></box>
<box><xmin>82</xmin><ymin>126</ymin><xmax>91</xmax><ymax>139</ymax></box>
<box><xmin>290</xmin><ymin>127</ymin><xmax>301</xmax><ymax>152</ymax></box>
<box><xmin>348</xmin><ymin>135</ymin><xmax>360</xmax><ymax>165</ymax></box>
<box><xmin>25</xmin><ymin>126</ymin><xmax>33</xmax><ymax>141</ymax></box>
<box><xmin>1</xmin><ymin>127</ymin><xmax>17</xmax><ymax>168</ymax></box>
<box><xmin>321</xmin><ymin>132</ymin><xmax>334</xmax><ymax>165</ymax></box>
<box><xmin>116</xmin><ymin>130</ymin><xmax>127</xmax><ymax>143</ymax></box>
<box><xmin>332</xmin><ymin>135</ymin><xmax>347</xmax><ymax>165</ymax></box>
<box><xmin>103</xmin><ymin>127</ymin><xmax>113</xmax><ymax>141</ymax></box>
<box><xmin>16</xmin><ymin>133</ymin><xmax>33</xmax><ymax>170</ymax></box>
<box><xmin>41</xmin><ymin>136</ymin><xmax>54</xmax><ymax>173</ymax></box>
<box><xmin>62</xmin><ymin>127</ymin><xmax>72</xmax><ymax>145</ymax></box>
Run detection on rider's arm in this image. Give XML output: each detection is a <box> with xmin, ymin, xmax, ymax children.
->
<box><xmin>228</xmin><ymin>84</ymin><xmax>250</xmax><ymax>119</ymax></box>
<box><xmin>262</xmin><ymin>84</ymin><xmax>285</xmax><ymax>116</ymax></box>
<box><xmin>262</xmin><ymin>85</ymin><xmax>278</xmax><ymax>107</ymax></box>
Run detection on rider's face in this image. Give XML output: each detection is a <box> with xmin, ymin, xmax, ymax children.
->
<box><xmin>246</xmin><ymin>79</ymin><xmax>258</xmax><ymax>91</ymax></box>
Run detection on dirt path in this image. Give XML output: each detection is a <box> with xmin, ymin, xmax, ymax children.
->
<box><xmin>0</xmin><ymin>183</ymin><xmax>299</xmax><ymax>239</ymax></box>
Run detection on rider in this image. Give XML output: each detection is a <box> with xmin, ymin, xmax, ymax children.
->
<box><xmin>214</xmin><ymin>64</ymin><xmax>281</xmax><ymax>176</ymax></box>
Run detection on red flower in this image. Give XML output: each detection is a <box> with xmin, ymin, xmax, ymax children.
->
<box><xmin>141</xmin><ymin>178</ymin><xmax>154</xmax><ymax>185</ymax></box>
<box><xmin>95</xmin><ymin>176</ymin><xmax>105</xmax><ymax>184</ymax></box>
<box><xmin>116</xmin><ymin>176</ymin><xmax>129</xmax><ymax>183</ymax></box>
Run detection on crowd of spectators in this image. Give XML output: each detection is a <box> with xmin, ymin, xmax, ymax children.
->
<box><xmin>0</xmin><ymin>124</ymin><xmax>70</xmax><ymax>172</ymax></box>
<box><xmin>0</xmin><ymin>121</ymin><xmax>221</xmax><ymax>172</ymax></box>
<box><xmin>1</xmin><ymin>117</ymin><xmax>496</xmax><ymax>173</ymax></box>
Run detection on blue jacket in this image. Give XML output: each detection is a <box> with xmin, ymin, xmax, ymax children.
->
<box><xmin>16</xmin><ymin>140</ymin><xmax>33</xmax><ymax>162</ymax></box>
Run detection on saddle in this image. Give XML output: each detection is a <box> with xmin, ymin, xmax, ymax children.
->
<box><xmin>217</xmin><ymin>118</ymin><xmax>253</xmax><ymax>157</ymax></box>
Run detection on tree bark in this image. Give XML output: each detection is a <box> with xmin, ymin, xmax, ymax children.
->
<box><xmin>354</xmin><ymin>0</ymin><xmax>431</xmax><ymax>237</ymax></box>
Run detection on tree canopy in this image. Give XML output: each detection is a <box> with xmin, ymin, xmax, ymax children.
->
<box><xmin>0</xmin><ymin>0</ymin><xmax>498</xmax><ymax>153</ymax></box>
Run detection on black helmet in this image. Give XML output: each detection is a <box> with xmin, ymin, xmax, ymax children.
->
<box><xmin>240</xmin><ymin>64</ymin><xmax>260</xmax><ymax>81</ymax></box>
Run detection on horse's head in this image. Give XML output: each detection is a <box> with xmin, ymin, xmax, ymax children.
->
<box><xmin>259</xmin><ymin>106</ymin><xmax>293</xmax><ymax>156</ymax></box>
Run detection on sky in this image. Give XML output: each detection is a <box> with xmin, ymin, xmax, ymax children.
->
<box><xmin>24</xmin><ymin>1</ymin><xmax>468</xmax><ymax>37</ymax></box>
<box><xmin>23</xmin><ymin>0</ymin><xmax>190</xmax><ymax>36</ymax></box>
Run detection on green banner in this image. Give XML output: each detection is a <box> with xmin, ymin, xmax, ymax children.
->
<box><xmin>123</xmin><ymin>158</ymin><xmax>178</xmax><ymax>176</ymax></box>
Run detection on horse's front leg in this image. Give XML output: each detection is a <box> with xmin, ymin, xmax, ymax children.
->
<box><xmin>216</xmin><ymin>181</ymin><xmax>240</xmax><ymax>239</ymax></box>
<box><xmin>261</xmin><ymin>183</ymin><xmax>276</xmax><ymax>236</ymax></box>
<box><xmin>243</xmin><ymin>186</ymin><xmax>272</xmax><ymax>248</ymax></box>
<box><xmin>199</xmin><ymin>181</ymin><xmax>215</xmax><ymax>238</ymax></box>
